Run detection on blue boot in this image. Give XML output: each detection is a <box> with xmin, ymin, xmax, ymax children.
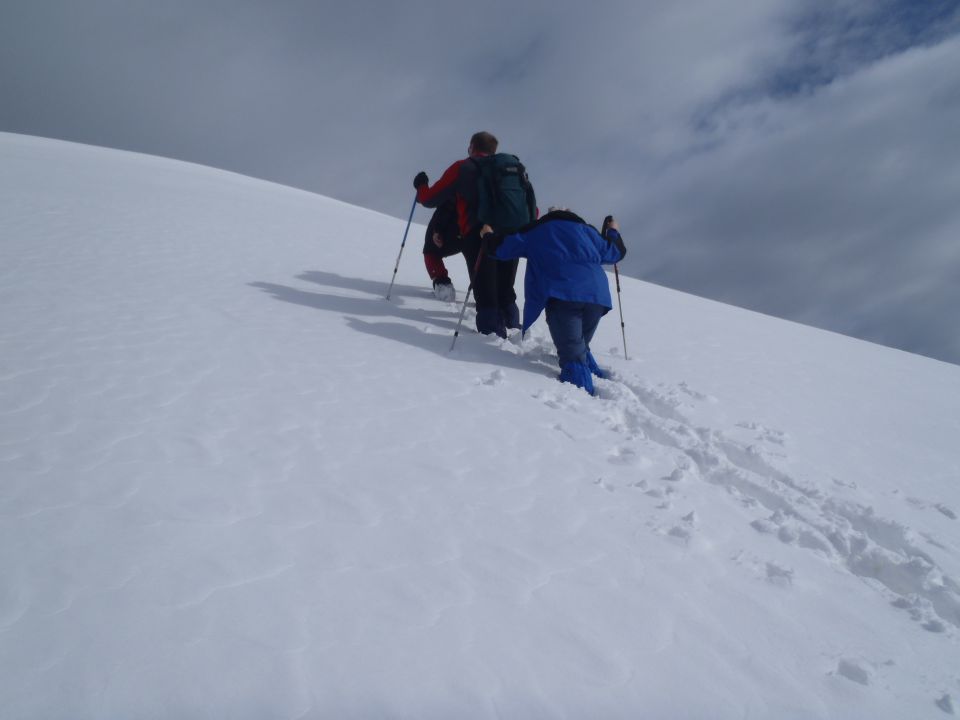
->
<box><xmin>559</xmin><ymin>361</ymin><xmax>595</xmax><ymax>396</ymax></box>
<box><xmin>585</xmin><ymin>350</ymin><xmax>606</xmax><ymax>379</ymax></box>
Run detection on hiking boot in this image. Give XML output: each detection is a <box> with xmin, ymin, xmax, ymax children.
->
<box><xmin>585</xmin><ymin>350</ymin><xmax>606</xmax><ymax>379</ymax></box>
<box><xmin>476</xmin><ymin>306</ymin><xmax>507</xmax><ymax>338</ymax></box>
<box><xmin>559</xmin><ymin>361</ymin><xmax>596</xmax><ymax>396</ymax></box>
<box><xmin>501</xmin><ymin>301</ymin><xmax>521</xmax><ymax>330</ymax></box>
<box><xmin>432</xmin><ymin>277</ymin><xmax>456</xmax><ymax>302</ymax></box>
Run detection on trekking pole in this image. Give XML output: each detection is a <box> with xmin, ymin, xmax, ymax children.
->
<box><xmin>386</xmin><ymin>194</ymin><xmax>418</xmax><ymax>300</ymax></box>
<box><xmin>450</xmin><ymin>244</ymin><xmax>486</xmax><ymax>351</ymax></box>
<box><xmin>603</xmin><ymin>215</ymin><xmax>628</xmax><ymax>360</ymax></box>
<box><xmin>613</xmin><ymin>264</ymin><xmax>628</xmax><ymax>360</ymax></box>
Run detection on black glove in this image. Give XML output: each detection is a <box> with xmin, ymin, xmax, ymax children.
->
<box><xmin>413</xmin><ymin>171</ymin><xmax>428</xmax><ymax>190</ymax></box>
<box><xmin>601</xmin><ymin>215</ymin><xmax>614</xmax><ymax>239</ymax></box>
<box><xmin>480</xmin><ymin>229</ymin><xmax>502</xmax><ymax>255</ymax></box>
<box><xmin>600</xmin><ymin>216</ymin><xmax>626</xmax><ymax>261</ymax></box>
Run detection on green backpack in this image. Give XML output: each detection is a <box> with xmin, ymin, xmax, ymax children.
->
<box><xmin>472</xmin><ymin>153</ymin><xmax>536</xmax><ymax>234</ymax></box>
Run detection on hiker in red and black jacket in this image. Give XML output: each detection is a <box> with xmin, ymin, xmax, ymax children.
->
<box><xmin>422</xmin><ymin>200</ymin><xmax>465</xmax><ymax>303</ymax></box>
<box><xmin>413</xmin><ymin>131</ymin><xmax>521</xmax><ymax>338</ymax></box>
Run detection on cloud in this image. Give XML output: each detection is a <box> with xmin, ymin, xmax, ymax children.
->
<box><xmin>626</xmin><ymin>33</ymin><xmax>960</xmax><ymax>364</ymax></box>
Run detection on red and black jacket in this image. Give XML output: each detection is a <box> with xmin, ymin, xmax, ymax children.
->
<box><xmin>416</xmin><ymin>155</ymin><xmax>486</xmax><ymax>237</ymax></box>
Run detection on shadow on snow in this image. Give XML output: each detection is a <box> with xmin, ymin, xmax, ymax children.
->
<box><xmin>249</xmin><ymin>271</ymin><xmax>558</xmax><ymax>381</ymax></box>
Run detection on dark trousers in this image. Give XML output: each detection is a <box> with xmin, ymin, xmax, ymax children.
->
<box><xmin>423</xmin><ymin>228</ymin><xmax>467</xmax><ymax>281</ymax></box>
<box><xmin>422</xmin><ymin>235</ymin><xmax>464</xmax><ymax>259</ymax></box>
<box><xmin>424</xmin><ymin>250</ymin><xmax>471</xmax><ymax>281</ymax></box>
<box><xmin>545</xmin><ymin>298</ymin><xmax>607</xmax><ymax>367</ymax></box>
<box><xmin>462</xmin><ymin>232</ymin><xmax>518</xmax><ymax>309</ymax></box>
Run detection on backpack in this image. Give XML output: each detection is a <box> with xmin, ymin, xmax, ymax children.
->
<box><xmin>472</xmin><ymin>154</ymin><xmax>536</xmax><ymax>234</ymax></box>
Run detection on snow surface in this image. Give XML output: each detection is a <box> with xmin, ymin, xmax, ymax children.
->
<box><xmin>2</xmin><ymin>131</ymin><xmax>960</xmax><ymax>718</ymax></box>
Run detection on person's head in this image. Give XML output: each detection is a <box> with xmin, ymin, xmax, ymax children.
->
<box><xmin>468</xmin><ymin>131</ymin><xmax>498</xmax><ymax>157</ymax></box>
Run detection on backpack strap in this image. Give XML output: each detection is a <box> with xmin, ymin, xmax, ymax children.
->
<box><xmin>471</xmin><ymin>155</ymin><xmax>498</xmax><ymax>229</ymax></box>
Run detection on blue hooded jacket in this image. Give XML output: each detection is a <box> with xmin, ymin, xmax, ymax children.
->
<box><xmin>493</xmin><ymin>210</ymin><xmax>626</xmax><ymax>333</ymax></box>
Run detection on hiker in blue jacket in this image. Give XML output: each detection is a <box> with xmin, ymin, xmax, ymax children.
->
<box><xmin>480</xmin><ymin>209</ymin><xmax>626</xmax><ymax>396</ymax></box>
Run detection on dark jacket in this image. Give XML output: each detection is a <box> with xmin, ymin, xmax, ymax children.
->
<box><xmin>492</xmin><ymin>210</ymin><xmax>626</xmax><ymax>332</ymax></box>
<box><xmin>423</xmin><ymin>201</ymin><xmax>462</xmax><ymax>257</ymax></box>
<box><xmin>416</xmin><ymin>155</ymin><xmax>487</xmax><ymax>237</ymax></box>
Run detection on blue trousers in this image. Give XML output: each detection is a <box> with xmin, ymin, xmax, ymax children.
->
<box><xmin>544</xmin><ymin>299</ymin><xmax>607</xmax><ymax>367</ymax></box>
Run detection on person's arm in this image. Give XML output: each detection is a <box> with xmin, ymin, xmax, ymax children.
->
<box><xmin>415</xmin><ymin>161</ymin><xmax>461</xmax><ymax>208</ymax></box>
<box><xmin>604</xmin><ymin>228</ymin><xmax>626</xmax><ymax>263</ymax></box>
<box><xmin>480</xmin><ymin>224</ymin><xmax>527</xmax><ymax>260</ymax></box>
<box><xmin>600</xmin><ymin>216</ymin><xmax>626</xmax><ymax>263</ymax></box>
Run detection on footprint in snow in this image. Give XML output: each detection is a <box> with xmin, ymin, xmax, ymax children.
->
<box><xmin>731</xmin><ymin>552</ymin><xmax>795</xmax><ymax>587</ymax></box>
<box><xmin>552</xmin><ymin>423</ymin><xmax>576</xmax><ymax>440</ymax></box>
<box><xmin>678</xmin><ymin>381</ymin><xmax>716</xmax><ymax>404</ymax></box>
<box><xmin>735</xmin><ymin>421</ymin><xmax>787</xmax><ymax>446</ymax></box>
<box><xmin>832</xmin><ymin>476</ymin><xmax>858</xmax><ymax>490</ymax></box>
<box><xmin>890</xmin><ymin>596</ymin><xmax>950</xmax><ymax>634</ymax></box>
<box><xmin>534</xmin><ymin>389</ymin><xmax>580</xmax><ymax>411</ymax></box>
<box><xmin>665</xmin><ymin>511</ymin><xmax>697</xmax><ymax>540</ymax></box>
<box><xmin>477</xmin><ymin>369</ymin><xmax>506</xmax><ymax>386</ymax></box>
<box><xmin>834</xmin><ymin>658</ymin><xmax>871</xmax><ymax>686</ymax></box>
<box><xmin>661</xmin><ymin>466</ymin><xmax>688</xmax><ymax>483</ymax></box>
<box><xmin>593</xmin><ymin>477</ymin><xmax>615</xmax><ymax>493</ymax></box>
<box><xmin>903</xmin><ymin>497</ymin><xmax>955</xmax><ymax>520</ymax></box>
<box><xmin>765</xmin><ymin>562</ymin><xmax>794</xmax><ymax>587</ymax></box>
<box><xmin>936</xmin><ymin>504</ymin><xmax>957</xmax><ymax>520</ymax></box>
<box><xmin>607</xmin><ymin>445</ymin><xmax>639</xmax><ymax>465</ymax></box>
<box><xmin>645</xmin><ymin>485</ymin><xmax>677</xmax><ymax>502</ymax></box>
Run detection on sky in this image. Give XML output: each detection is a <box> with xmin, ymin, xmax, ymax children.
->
<box><xmin>2</xmin><ymin>0</ymin><xmax>959</xmax><ymax>364</ymax></box>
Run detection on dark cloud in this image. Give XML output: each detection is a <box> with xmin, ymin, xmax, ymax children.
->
<box><xmin>1</xmin><ymin>1</ymin><xmax>958</xmax><ymax>364</ymax></box>
<box><xmin>627</xmin><ymin>35</ymin><xmax>960</xmax><ymax>364</ymax></box>
<box><xmin>766</xmin><ymin>0</ymin><xmax>960</xmax><ymax>96</ymax></box>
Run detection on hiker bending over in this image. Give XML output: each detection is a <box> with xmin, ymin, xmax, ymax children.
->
<box><xmin>481</xmin><ymin>210</ymin><xmax>626</xmax><ymax>396</ymax></box>
<box><xmin>414</xmin><ymin>130</ymin><xmax>536</xmax><ymax>337</ymax></box>
<box><xmin>421</xmin><ymin>200</ymin><xmax>465</xmax><ymax>302</ymax></box>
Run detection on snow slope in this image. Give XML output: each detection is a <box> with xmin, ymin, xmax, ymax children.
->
<box><xmin>2</xmin><ymin>131</ymin><xmax>959</xmax><ymax>718</ymax></box>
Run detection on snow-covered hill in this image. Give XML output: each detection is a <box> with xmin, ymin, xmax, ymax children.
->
<box><xmin>2</xmin><ymin>132</ymin><xmax>959</xmax><ymax>718</ymax></box>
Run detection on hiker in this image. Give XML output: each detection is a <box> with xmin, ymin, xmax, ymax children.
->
<box><xmin>481</xmin><ymin>210</ymin><xmax>627</xmax><ymax>396</ymax></box>
<box><xmin>413</xmin><ymin>130</ymin><xmax>537</xmax><ymax>337</ymax></box>
<box><xmin>422</xmin><ymin>200</ymin><xmax>465</xmax><ymax>302</ymax></box>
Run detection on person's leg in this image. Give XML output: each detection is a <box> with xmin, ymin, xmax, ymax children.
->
<box><xmin>471</xmin><ymin>256</ymin><xmax>499</xmax><ymax>308</ymax></box>
<box><xmin>462</xmin><ymin>231</ymin><xmax>505</xmax><ymax>337</ymax></box>
<box><xmin>581</xmin><ymin>303</ymin><xmax>605</xmax><ymax>346</ymax></box>
<box><xmin>545</xmin><ymin>299</ymin><xmax>587</xmax><ymax>366</ymax></box>
<box><xmin>461</xmin><ymin>232</ymin><xmax>480</xmax><ymax>279</ymax></box>
<box><xmin>423</xmin><ymin>252</ymin><xmax>449</xmax><ymax>281</ymax></box>
<box><xmin>441</xmin><ymin>232</ymin><xmax>465</xmax><ymax>260</ymax></box>
<box><xmin>580</xmin><ymin>303</ymin><xmax>609</xmax><ymax>378</ymax></box>
<box><xmin>497</xmin><ymin>258</ymin><xmax>521</xmax><ymax>330</ymax></box>
<box><xmin>546</xmin><ymin>299</ymin><xmax>595</xmax><ymax>394</ymax></box>
<box><xmin>427</xmin><ymin>239</ymin><xmax>464</xmax><ymax>301</ymax></box>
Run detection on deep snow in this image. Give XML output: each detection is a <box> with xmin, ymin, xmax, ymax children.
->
<box><xmin>1</xmin><ymin>132</ymin><xmax>959</xmax><ymax>718</ymax></box>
